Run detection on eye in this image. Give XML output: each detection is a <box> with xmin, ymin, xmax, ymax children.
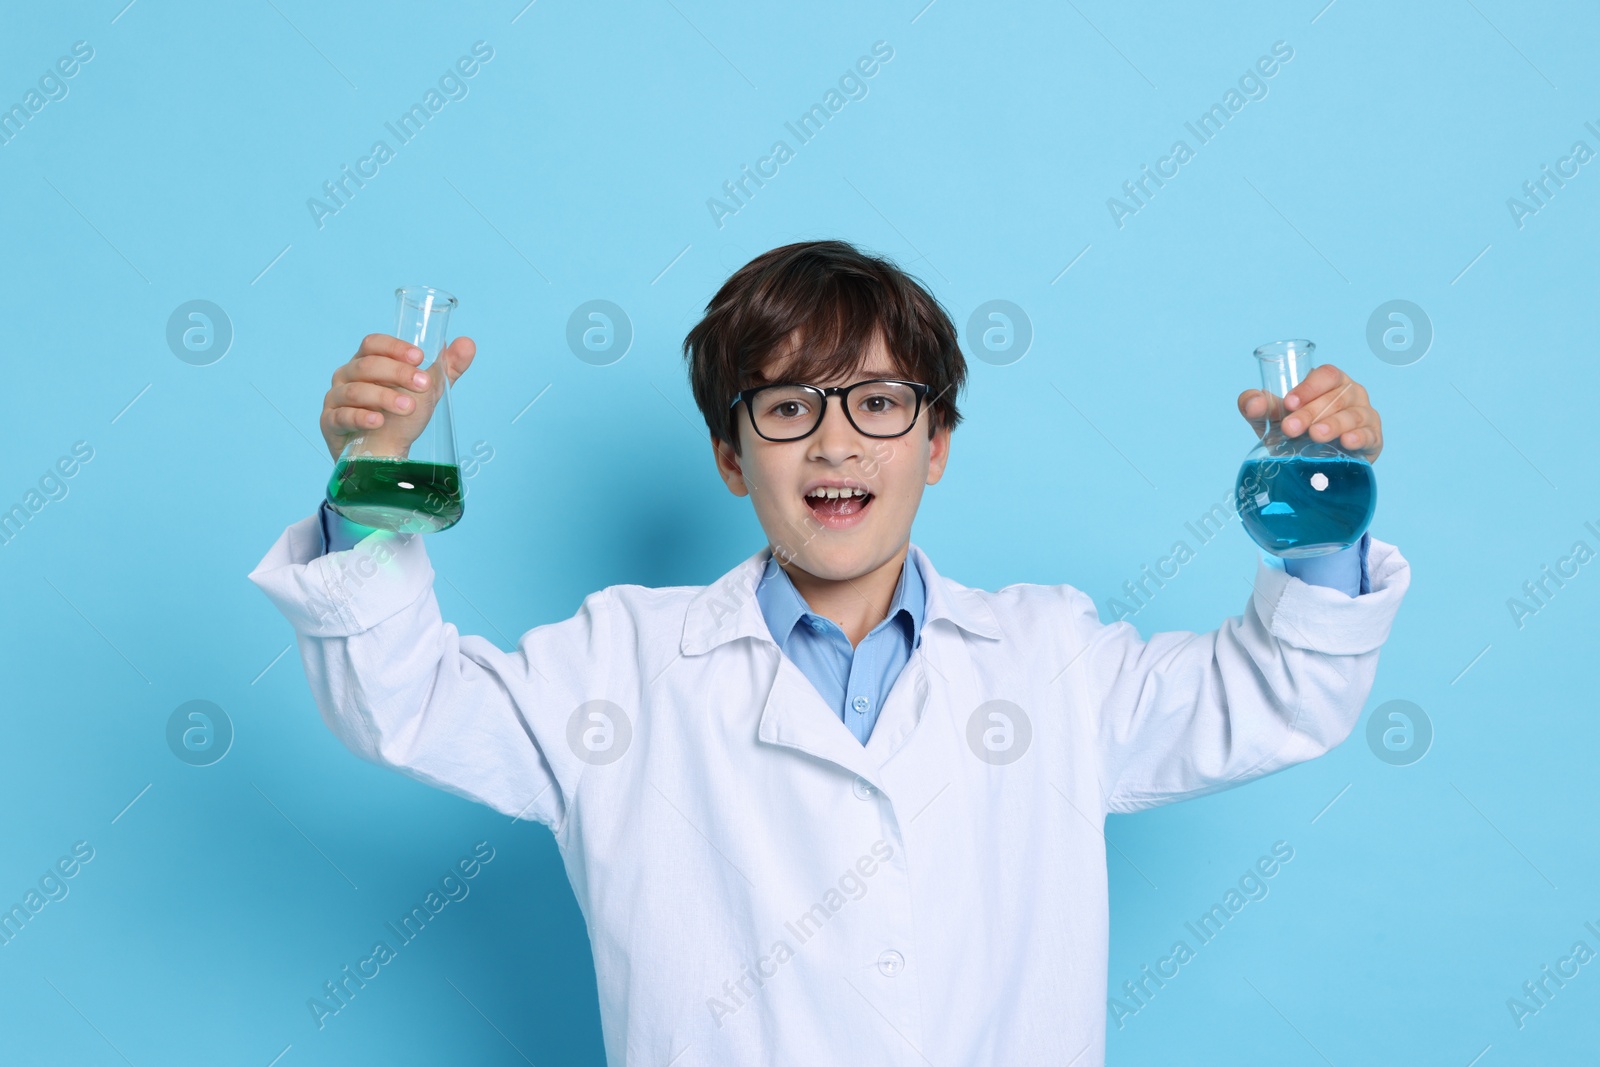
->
<box><xmin>856</xmin><ymin>391</ymin><xmax>902</xmax><ymax>414</ymax></box>
<box><xmin>768</xmin><ymin>399</ymin><xmax>810</xmax><ymax>419</ymax></box>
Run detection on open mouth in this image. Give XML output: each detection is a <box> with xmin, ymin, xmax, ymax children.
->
<box><xmin>803</xmin><ymin>486</ymin><xmax>874</xmax><ymax>527</ymax></box>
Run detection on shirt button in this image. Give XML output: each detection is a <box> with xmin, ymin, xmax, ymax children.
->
<box><xmin>852</xmin><ymin>696</ymin><xmax>869</xmax><ymax>714</ymax></box>
<box><xmin>878</xmin><ymin>949</ymin><xmax>905</xmax><ymax>977</ymax></box>
<box><xmin>809</xmin><ymin>619</ymin><xmax>827</xmax><ymax>633</ymax></box>
<box><xmin>852</xmin><ymin>776</ymin><xmax>875</xmax><ymax>800</ymax></box>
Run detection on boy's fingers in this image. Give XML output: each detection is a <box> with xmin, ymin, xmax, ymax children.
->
<box><xmin>1292</xmin><ymin>403</ymin><xmax>1384</xmax><ymax>460</ymax></box>
<box><xmin>335</xmin><ymin>380</ymin><xmax>416</xmax><ymax>415</ymax></box>
<box><xmin>326</xmin><ymin>406</ymin><xmax>385</xmax><ymax>433</ymax></box>
<box><xmin>321</xmin><ymin>334</ymin><xmax>466</xmax><ymax>458</ymax></box>
<box><xmin>355</xmin><ymin>333</ymin><xmax>424</xmax><ymax>365</ymax></box>
<box><xmin>1241</xmin><ymin>362</ymin><xmax>1383</xmax><ymax>459</ymax></box>
<box><xmin>1339</xmin><ymin>426</ymin><xmax>1382</xmax><ymax>457</ymax></box>
<box><xmin>1301</xmin><ymin>403</ymin><xmax>1371</xmax><ymax>443</ymax></box>
<box><xmin>1283</xmin><ymin>375</ymin><xmax>1365</xmax><ymax>434</ymax></box>
<box><xmin>1282</xmin><ymin>363</ymin><xmax>1353</xmax><ymax>411</ymax></box>
<box><xmin>336</xmin><ymin>353</ymin><xmax>432</xmax><ymax>391</ymax></box>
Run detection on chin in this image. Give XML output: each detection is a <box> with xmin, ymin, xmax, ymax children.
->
<box><xmin>789</xmin><ymin>548</ymin><xmax>874</xmax><ymax>582</ymax></box>
<box><xmin>778</xmin><ymin>523</ymin><xmax>904</xmax><ymax>582</ymax></box>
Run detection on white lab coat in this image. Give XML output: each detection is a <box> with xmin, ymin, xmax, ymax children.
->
<box><xmin>248</xmin><ymin>514</ymin><xmax>1410</xmax><ymax>1066</ymax></box>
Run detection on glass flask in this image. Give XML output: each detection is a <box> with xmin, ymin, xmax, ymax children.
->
<box><xmin>1235</xmin><ymin>339</ymin><xmax>1375</xmax><ymax>558</ymax></box>
<box><xmin>326</xmin><ymin>285</ymin><xmax>464</xmax><ymax>534</ymax></box>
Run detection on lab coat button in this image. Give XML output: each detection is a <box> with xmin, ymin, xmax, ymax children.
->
<box><xmin>877</xmin><ymin>949</ymin><xmax>904</xmax><ymax>977</ymax></box>
<box><xmin>852</xmin><ymin>776</ymin><xmax>875</xmax><ymax>800</ymax></box>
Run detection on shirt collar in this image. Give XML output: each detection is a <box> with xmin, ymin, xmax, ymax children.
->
<box><xmin>755</xmin><ymin>548</ymin><xmax>926</xmax><ymax>650</ymax></box>
<box><xmin>675</xmin><ymin>547</ymin><xmax>998</xmax><ymax>655</ymax></box>
<box><xmin>681</xmin><ymin>542</ymin><xmax>997</xmax><ymax>656</ymax></box>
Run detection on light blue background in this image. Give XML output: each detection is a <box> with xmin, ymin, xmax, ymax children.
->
<box><xmin>2</xmin><ymin>0</ymin><xmax>1596</xmax><ymax>1063</ymax></box>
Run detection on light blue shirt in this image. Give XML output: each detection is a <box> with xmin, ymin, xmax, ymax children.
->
<box><xmin>315</xmin><ymin>500</ymin><xmax>1368</xmax><ymax>748</ymax></box>
<box><xmin>754</xmin><ymin>549</ymin><xmax>925</xmax><ymax>746</ymax></box>
<box><xmin>1283</xmin><ymin>531</ymin><xmax>1370</xmax><ymax>598</ymax></box>
<box><xmin>320</xmin><ymin>499</ymin><xmax>377</xmax><ymax>553</ymax></box>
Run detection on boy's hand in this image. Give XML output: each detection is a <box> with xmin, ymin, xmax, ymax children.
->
<box><xmin>1237</xmin><ymin>363</ymin><xmax>1383</xmax><ymax>462</ymax></box>
<box><xmin>320</xmin><ymin>334</ymin><xmax>476</xmax><ymax>461</ymax></box>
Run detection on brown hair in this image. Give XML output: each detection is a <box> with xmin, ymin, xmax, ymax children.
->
<box><xmin>682</xmin><ymin>240</ymin><xmax>967</xmax><ymax>449</ymax></box>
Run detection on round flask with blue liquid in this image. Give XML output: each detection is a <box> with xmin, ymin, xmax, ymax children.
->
<box><xmin>1236</xmin><ymin>339</ymin><xmax>1376</xmax><ymax>558</ymax></box>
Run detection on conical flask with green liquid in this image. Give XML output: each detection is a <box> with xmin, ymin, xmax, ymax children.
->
<box><xmin>326</xmin><ymin>286</ymin><xmax>464</xmax><ymax>533</ymax></box>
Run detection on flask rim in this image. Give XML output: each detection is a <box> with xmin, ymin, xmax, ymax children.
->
<box><xmin>1253</xmin><ymin>338</ymin><xmax>1314</xmax><ymax>362</ymax></box>
<box><xmin>396</xmin><ymin>285</ymin><xmax>459</xmax><ymax>311</ymax></box>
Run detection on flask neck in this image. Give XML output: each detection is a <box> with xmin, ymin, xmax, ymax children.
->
<box><xmin>1255</xmin><ymin>340</ymin><xmax>1313</xmax><ymax>399</ymax></box>
<box><xmin>1252</xmin><ymin>339</ymin><xmax>1314</xmax><ymax>444</ymax></box>
<box><xmin>395</xmin><ymin>285</ymin><xmax>457</xmax><ymax>368</ymax></box>
<box><xmin>1257</xmin><ymin>359</ymin><xmax>1305</xmax><ymax>399</ymax></box>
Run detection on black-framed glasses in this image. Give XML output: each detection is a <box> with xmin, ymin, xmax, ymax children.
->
<box><xmin>728</xmin><ymin>379</ymin><xmax>932</xmax><ymax>442</ymax></box>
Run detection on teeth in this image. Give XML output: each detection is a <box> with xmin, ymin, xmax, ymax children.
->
<box><xmin>806</xmin><ymin>487</ymin><xmax>867</xmax><ymax>499</ymax></box>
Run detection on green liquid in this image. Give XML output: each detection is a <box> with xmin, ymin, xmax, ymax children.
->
<box><xmin>326</xmin><ymin>457</ymin><xmax>463</xmax><ymax>534</ymax></box>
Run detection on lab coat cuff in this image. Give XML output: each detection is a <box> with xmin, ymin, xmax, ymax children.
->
<box><xmin>1250</xmin><ymin>534</ymin><xmax>1409</xmax><ymax>656</ymax></box>
<box><xmin>248</xmin><ymin>512</ymin><xmax>434</xmax><ymax>637</ymax></box>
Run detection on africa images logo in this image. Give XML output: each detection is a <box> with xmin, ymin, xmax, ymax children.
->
<box><xmin>306</xmin><ymin>42</ymin><xmax>495</xmax><ymax>230</ymax></box>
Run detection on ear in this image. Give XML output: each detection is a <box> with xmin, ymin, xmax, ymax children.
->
<box><xmin>713</xmin><ymin>435</ymin><xmax>750</xmax><ymax>496</ymax></box>
<box><xmin>925</xmin><ymin>420</ymin><xmax>952</xmax><ymax>486</ymax></box>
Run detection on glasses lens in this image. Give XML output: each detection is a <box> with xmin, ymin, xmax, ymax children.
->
<box><xmin>847</xmin><ymin>381</ymin><xmax>919</xmax><ymax>436</ymax></box>
<box><xmin>750</xmin><ymin>385</ymin><xmax>823</xmax><ymax>440</ymax></box>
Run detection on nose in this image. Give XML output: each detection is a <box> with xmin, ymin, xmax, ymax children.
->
<box><xmin>807</xmin><ymin>393</ymin><xmax>864</xmax><ymax>463</ymax></box>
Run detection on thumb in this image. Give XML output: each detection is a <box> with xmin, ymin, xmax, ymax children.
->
<box><xmin>1237</xmin><ymin>388</ymin><xmax>1285</xmax><ymax>441</ymax></box>
<box><xmin>442</xmin><ymin>336</ymin><xmax>476</xmax><ymax>384</ymax></box>
<box><xmin>1237</xmin><ymin>388</ymin><xmax>1285</xmax><ymax>425</ymax></box>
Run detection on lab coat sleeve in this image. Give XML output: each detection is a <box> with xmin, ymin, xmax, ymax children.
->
<box><xmin>247</xmin><ymin>513</ymin><xmax>612</xmax><ymax>832</ymax></box>
<box><xmin>1069</xmin><ymin>535</ymin><xmax>1411</xmax><ymax>814</ymax></box>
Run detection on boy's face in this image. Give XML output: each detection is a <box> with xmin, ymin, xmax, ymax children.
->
<box><xmin>712</xmin><ymin>332</ymin><xmax>951</xmax><ymax>583</ymax></box>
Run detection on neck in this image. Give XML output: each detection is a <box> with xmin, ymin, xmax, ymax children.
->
<box><xmin>780</xmin><ymin>541</ymin><xmax>910</xmax><ymax>648</ymax></box>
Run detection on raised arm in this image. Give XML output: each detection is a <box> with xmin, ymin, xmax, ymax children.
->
<box><xmin>1066</xmin><ymin>536</ymin><xmax>1411</xmax><ymax>814</ymax></box>
<box><xmin>248</xmin><ymin>517</ymin><xmax>613</xmax><ymax>831</ymax></box>
<box><xmin>248</xmin><ymin>328</ymin><xmax>608</xmax><ymax>831</ymax></box>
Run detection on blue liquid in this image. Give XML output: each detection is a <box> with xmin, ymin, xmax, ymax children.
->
<box><xmin>1236</xmin><ymin>456</ymin><xmax>1375</xmax><ymax>558</ymax></box>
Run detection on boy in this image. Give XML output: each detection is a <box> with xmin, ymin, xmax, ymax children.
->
<box><xmin>249</xmin><ymin>240</ymin><xmax>1409</xmax><ymax>1065</ymax></box>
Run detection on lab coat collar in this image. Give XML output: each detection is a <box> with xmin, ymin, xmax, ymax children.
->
<box><xmin>680</xmin><ymin>541</ymin><xmax>1002</xmax><ymax>657</ymax></box>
